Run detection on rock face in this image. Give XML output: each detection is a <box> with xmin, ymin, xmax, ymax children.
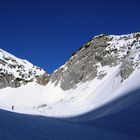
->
<box><xmin>0</xmin><ymin>49</ymin><xmax>50</xmax><ymax>89</ymax></box>
<box><xmin>50</xmin><ymin>33</ymin><xmax>140</xmax><ymax>90</ymax></box>
<box><xmin>36</xmin><ymin>73</ymin><xmax>50</xmax><ymax>86</ymax></box>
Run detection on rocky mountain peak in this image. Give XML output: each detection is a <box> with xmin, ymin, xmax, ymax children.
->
<box><xmin>50</xmin><ymin>32</ymin><xmax>140</xmax><ymax>90</ymax></box>
<box><xmin>0</xmin><ymin>49</ymin><xmax>50</xmax><ymax>89</ymax></box>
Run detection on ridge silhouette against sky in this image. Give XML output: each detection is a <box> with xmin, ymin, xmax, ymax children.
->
<box><xmin>0</xmin><ymin>0</ymin><xmax>140</xmax><ymax>73</ymax></box>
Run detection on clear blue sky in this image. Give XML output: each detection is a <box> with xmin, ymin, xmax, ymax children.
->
<box><xmin>0</xmin><ymin>0</ymin><xmax>140</xmax><ymax>73</ymax></box>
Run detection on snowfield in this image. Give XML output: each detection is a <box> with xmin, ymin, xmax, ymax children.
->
<box><xmin>0</xmin><ymin>65</ymin><xmax>140</xmax><ymax>119</ymax></box>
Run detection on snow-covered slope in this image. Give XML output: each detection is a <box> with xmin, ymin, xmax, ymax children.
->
<box><xmin>0</xmin><ymin>66</ymin><xmax>140</xmax><ymax>118</ymax></box>
<box><xmin>0</xmin><ymin>49</ymin><xmax>49</xmax><ymax>89</ymax></box>
<box><xmin>0</xmin><ymin>32</ymin><xmax>140</xmax><ymax>118</ymax></box>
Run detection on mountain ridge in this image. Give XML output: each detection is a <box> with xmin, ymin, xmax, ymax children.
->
<box><xmin>0</xmin><ymin>32</ymin><xmax>140</xmax><ymax>90</ymax></box>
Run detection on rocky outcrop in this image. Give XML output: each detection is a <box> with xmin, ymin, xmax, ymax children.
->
<box><xmin>120</xmin><ymin>61</ymin><xmax>134</xmax><ymax>81</ymax></box>
<box><xmin>36</xmin><ymin>73</ymin><xmax>50</xmax><ymax>86</ymax></box>
<box><xmin>0</xmin><ymin>75</ymin><xmax>14</xmax><ymax>88</ymax></box>
<box><xmin>50</xmin><ymin>34</ymin><xmax>112</xmax><ymax>90</ymax></box>
<box><xmin>0</xmin><ymin>74</ymin><xmax>30</xmax><ymax>89</ymax></box>
<box><xmin>50</xmin><ymin>33</ymin><xmax>140</xmax><ymax>90</ymax></box>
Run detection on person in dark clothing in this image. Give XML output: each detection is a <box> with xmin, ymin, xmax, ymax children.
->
<box><xmin>12</xmin><ymin>105</ymin><xmax>14</xmax><ymax>110</ymax></box>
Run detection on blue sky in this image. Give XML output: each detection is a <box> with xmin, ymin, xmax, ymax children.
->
<box><xmin>0</xmin><ymin>0</ymin><xmax>140</xmax><ymax>73</ymax></box>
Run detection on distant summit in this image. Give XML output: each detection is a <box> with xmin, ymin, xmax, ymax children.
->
<box><xmin>0</xmin><ymin>49</ymin><xmax>49</xmax><ymax>89</ymax></box>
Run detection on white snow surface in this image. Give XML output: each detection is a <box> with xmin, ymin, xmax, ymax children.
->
<box><xmin>0</xmin><ymin>65</ymin><xmax>139</xmax><ymax>118</ymax></box>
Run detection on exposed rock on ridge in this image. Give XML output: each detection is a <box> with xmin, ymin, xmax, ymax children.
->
<box><xmin>0</xmin><ymin>49</ymin><xmax>50</xmax><ymax>89</ymax></box>
<box><xmin>50</xmin><ymin>33</ymin><xmax>140</xmax><ymax>90</ymax></box>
